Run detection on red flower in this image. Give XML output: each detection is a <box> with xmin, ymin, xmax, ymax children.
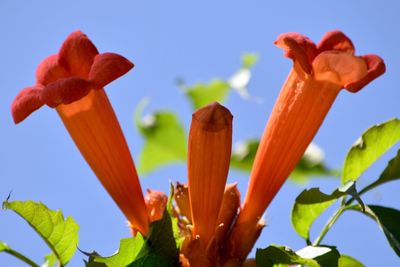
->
<box><xmin>224</xmin><ymin>30</ymin><xmax>385</xmax><ymax>262</ymax></box>
<box><xmin>11</xmin><ymin>31</ymin><xmax>149</xmax><ymax>235</ymax></box>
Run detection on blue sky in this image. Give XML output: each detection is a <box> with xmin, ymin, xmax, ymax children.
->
<box><xmin>1</xmin><ymin>1</ymin><xmax>399</xmax><ymax>266</ymax></box>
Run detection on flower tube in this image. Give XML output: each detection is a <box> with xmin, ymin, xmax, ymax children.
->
<box><xmin>224</xmin><ymin>30</ymin><xmax>385</xmax><ymax>261</ymax></box>
<box><xmin>11</xmin><ymin>31</ymin><xmax>149</xmax><ymax>235</ymax></box>
<box><xmin>187</xmin><ymin>102</ymin><xmax>232</xmax><ymax>265</ymax></box>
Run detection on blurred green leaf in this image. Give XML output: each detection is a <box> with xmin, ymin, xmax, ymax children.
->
<box><xmin>231</xmin><ymin>140</ymin><xmax>336</xmax><ymax>183</ymax></box>
<box><xmin>338</xmin><ymin>255</ymin><xmax>364</xmax><ymax>267</ymax></box>
<box><xmin>353</xmin><ymin>205</ymin><xmax>400</xmax><ymax>257</ymax></box>
<box><xmin>184</xmin><ymin>79</ymin><xmax>230</xmax><ymax>110</ymax></box>
<box><xmin>3</xmin><ymin>200</ymin><xmax>79</xmax><ymax>266</ymax></box>
<box><xmin>342</xmin><ymin>118</ymin><xmax>400</xmax><ymax>184</ymax></box>
<box><xmin>230</xmin><ymin>139</ymin><xmax>259</xmax><ymax>171</ymax></box>
<box><xmin>135</xmin><ymin>101</ymin><xmax>187</xmax><ymax>174</ymax></box>
<box><xmin>291</xmin><ymin>182</ymin><xmax>363</xmax><ymax>241</ymax></box>
<box><xmin>256</xmin><ymin>245</ymin><xmax>339</xmax><ymax>267</ymax></box>
<box><xmin>291</xmin><ymin>144</ymin><xmax>339</xmax><ymax>184</ymax></box>
<box><xmin>241</xmin><ymin>53</ymin><xmax>259</xmax><ymax>69</ymax></box>
<box><xmin>229</xmin><ymin>53</ymin><xmax>260</xmax><ymax>101</ymax></box>
<box><xmin>0</xmin><ymin>242</ymin><xmax>7</xmax><ymax>252</ymax></box>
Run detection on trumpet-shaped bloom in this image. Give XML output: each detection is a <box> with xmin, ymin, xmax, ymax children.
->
<box><xmin>224</xmin><ymin>31</ymin><xmax>385</xmax><ymax>261</ymax></box>
<box><xmin>187</xmin><ymin>102</ymin><xmax>232</xmax><ymax>265</ymax></box>
<box><xmin>145</xmin><ymin>189</ymin><xmax>168</xmax><ymax>222</ymax></box>
<box><xmin>11</xmin><ymin>31</ymin><xmax>149</xmax><ymax>234</ymax></box>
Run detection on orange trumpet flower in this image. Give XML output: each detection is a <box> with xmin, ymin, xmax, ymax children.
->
<box><xmin>11</xmin><ymin>31</ymin><xmax>149</xmax><ymax>235</ymax></box>
<box><xmin>187</xmin><ymin>102</ymin><xmax>233</xmax><ymax>265</ymax></box>
<box><xmin>224</xmin><ymin>30</ymin><xmax>385</xmax><ymax>261</ymax></box>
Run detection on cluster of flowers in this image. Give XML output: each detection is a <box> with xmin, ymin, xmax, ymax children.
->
<box><xmin>12</xmin><ymin>30</ymin><xmax>385</xmax><ymax>267</ymax></box>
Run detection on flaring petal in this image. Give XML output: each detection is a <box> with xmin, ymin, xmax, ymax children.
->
<box><xmin>42</xmin><ymin>77</ymin><xmax>93</xmax><ymax>107</ymax></box>
<box><xmin>58</xmin><ymin>30</ymin><xmax>99</xmax><ymax>78</ymax></box>
<box><xmin>345</xmin><ymin>54</ymin><xmax>386</xmax><ymax>92</ymax></box>
<box><xmin>317</xmin><ymin>30</ymin><xmax>355</xmax><ymax>54</ymax></box>
<box><xmin>275</xmin><ymin>32</ymin><xmax>317</xmax><ymax>74</ymax></box>
<box><xmin>11</xmin><ymin>85</ymin><xmax>44</xmax><ymax>123</ymax></box>
<box><xmin>36</xmin><ymin>54</ymin><xmax>68</xmax><ymax>85</ymax></box>
<box><xmin>89</xmin><ymin>52</ymin><xmax>134</xmax><ymax>89</ymax></box>
<box><xmin>312</xmin><ymin>51</ymin><xmax>368</xmax><ymax>87</ymax></box>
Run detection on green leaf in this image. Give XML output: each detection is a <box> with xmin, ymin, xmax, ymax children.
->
<box><xmin>94</xmin><ymin>237</ymin><xmax>146</xmax><ymax>267</ymax></box>
<box><xmin>135</xmin><ymin>102</ymin><xmax>187</xmax><ymax>174</ymax></box>
<box><xmin>42</xmin><ymin>253</ymin><xmax>58</xmax><ymax>267</ymax></box>
<box><xmin>184</xmin><ymin>79</ymin><xmax>230</xmax><ymax>110</ymax></box>
<box><xmin>354</xmin><ymin>205</ymin><xmax>400</xmax><ymax>257</ymax></box>
<box><xmin>3</xmin><ymin>200</ymin><xmax>79</xmax><ymax>266</ymax></box>
<box><xmin>256</xmin><ymin>245</ymin><xmax>339</xmax><ymax>267</ymax></box>
<box><xmin>291</xmin><ymin>182</ymin><xmax>363</xmax><ymax>240</ymax></box>
<box><xmin>141</xmin><ymin>211</ymin><xmax>180</xmax><ymax>266</ymax></box>
<box><xmin>85</xmin><ymin>252</ymin><xmax>107</xmax><ymax>267</ymax></box>
<box><xmin>231</xmin><ymin>140</ymin><xmax>336</xmax><ymax>183</ymax></box>
<box><xmin>90</xmin><ymin>209</ymin><xmax>180</xmax><ymax>267</ymax></box>
<box><xmin>342</xmin><ymin>118</ymin><xmax>400</xmax><ymax>184</ymax></box>
<box><xmin>361</xmin><ymin>149</ymin><xmax>400</xmax><ymax>194</ymax></box>
<box><xmin>338</xmin><ymin>255</ymin><xmax>364</xmax><ymax>267</ymax></box>
<box><xmin>241</xmin><ymin>53</ymin><xmax>259</xmax><ymax>69</ymax></box>
<box><xmin>168</xmin><ymin>184</ymin><xmax>184</xmax><ymax>249</ymax></box>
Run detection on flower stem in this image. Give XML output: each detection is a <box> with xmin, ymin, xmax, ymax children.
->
<box><xmin>3</xmin><ymin>246</ymin><xmax>40</xmax><ymax>267</ymax></box>
<box><xmin>313</xmin><ymin>206</ymin><xmax>347</xmax><ymax>246</ymax></box>
<box><xmin>345</xmin><ymin>183</ymin><xmax>373</xmax><ymax>206</ymax></box>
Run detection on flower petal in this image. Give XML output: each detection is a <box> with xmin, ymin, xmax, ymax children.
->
<box><xmin>145</xmin><ymin>189</ymin><xmax>168</xmax><ymax>222</ymax></box>
<box><xmin>275</xmin><ymin>32</ymin><xmax>317</xmax><ymax>74</ymax></box>
<box><xmin>36</xmin><ymin>54</ymin><xmax>68</xmax><ymax>85</ymax></box>
<box><xmin>312</xmin><ymin>51</ymin><xmax>368</xmax><ymax>87</ymax></box>
<box><xmin>56</xmin><ymin>89</ymin><xmax>149</xmax><ymax>235</ymax></box>
<box><xmin>188</xmin><ymin>102</ymin><xmax>233</xmax><ymax>248</ymax></box>
<box><xmin>58</xmin><ymin>30</ymin><xmax>99</xmax><ymax>78</ymax></box>
<box><xmin>345</xmin><ymin>54</ymin><xmax>386</xmax><ymax>92</ymax></box>
<box><xmin>317</xmin><ymin>30</ymin><xmax>355</xmax><ymax>54</ymax></box>
<box><xmin>11</xmin><ymin>85</ymin><xmax>44</xmax><ymax>123</ymax></box>
<box><xmin>215</xmin><ymin>183</ymin><xmax>240</xmax><ymax>245</ymax></box>
<box><xmin>42</xmin><ymin>77</ymin><xmax>93</xmax><ymax>107</ymax></box>
<box><xmin>174</xmin><ymin>182</ymin><xmax>192</xmax><ymax>222</ymax></box>
<box><xmin>89</xmin><ymin>52</ymin><xmax>134</xmax><ymax>89</ymax></box>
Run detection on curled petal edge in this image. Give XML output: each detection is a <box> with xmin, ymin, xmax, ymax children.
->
<box><xmin>41</xmin><ymin>77</ymin><xmax>93</xmax><ymax>108</ymax></box>
<box><xmin>36</xmin><ymin>54</ymin><xmax>68</xmax><ymax>86</ymax></box>
<box><xmin>312</xmin><ymin>51</ymin><xmax>369</xmax><ymax>87</ymax></box>
<box><xmin>317</xmin><ymin>30</ymin><xmax>355</xmax><ymax>54</ymax></box>
<box><xmin>11</xmin><ymin>85</ymin><xmax>45</xmax><ymax>124</ymax></box>
<box><xmin>274</xmin><ymin>32</ymin><xmax>317</xmax><ymax>74</ymax></box>
<box><xmin>89</xmin><ymin>52</ymin><xmax>134</xmax><ymax>88</ymax></box>
<box><xmin>344</xmin><ymin>54</ymin><xmax>386</xmax><ymax>93</ymax></box>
